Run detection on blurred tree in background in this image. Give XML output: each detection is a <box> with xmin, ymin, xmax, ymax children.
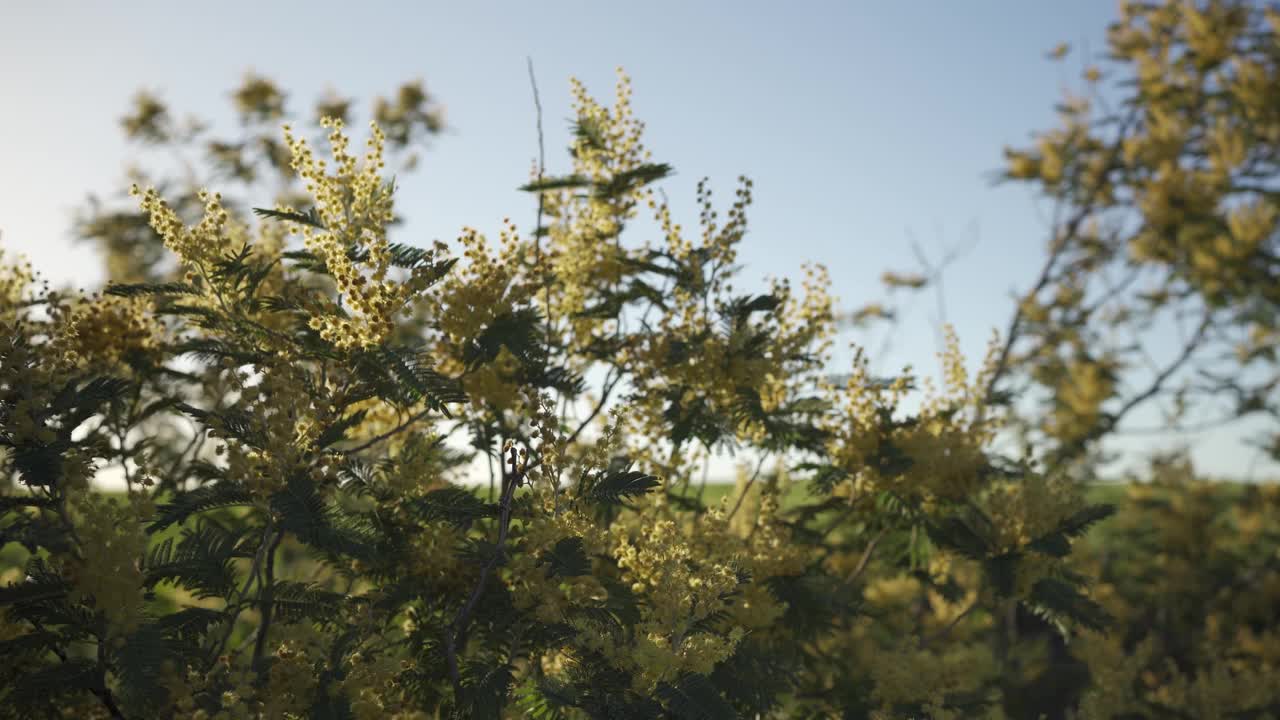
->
<box><xmin>873</xmin><ymin>0</ymin><xmax>1280</xmax><ymax>482</ymax></box>
<box><xmin>77</xmin><ymin>72</ymin><xmax>444</xmax><ymax>285</ymax></box>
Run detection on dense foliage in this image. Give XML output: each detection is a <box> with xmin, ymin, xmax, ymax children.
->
<box><xmin>2</xmin><ymin>1</ymin><xmax>1279</xmax><ymax>718</ymax></box>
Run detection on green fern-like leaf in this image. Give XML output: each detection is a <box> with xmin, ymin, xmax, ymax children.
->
<box><xmin>144</xmin><ymin>520</ymin><xmax>249</xmax><ymax>598</ymax></box>
<box><xmin>596</xmin><ymin>162</ymin><xmax>673</xmax><ymax>199</ymax></box>
<box><xmin>272</xmin><ymin>581</ymin><xmax>347</xmax><ymax>625</ymax></box>
<box><xmin>1027</xmin><ymin>504</ymin><xmax>1117</xmax><ymax>558</ymax></box>
<box><xmin>1026</xmin><ymin>577</ymin><xmax>1111</xmax><ymax>633</ymax></box>
<box><xmin>414</xmin><ymin>487</ymin><xmax>497</xmax><ymax>529</ymax></box>
<box><xmin>149</xmin><ymin>481</ymin><xmax>254</xmax><ymax>533</ymax></box>
<box><xmin>104</xmin><ymin>281</ymin><xmax>198</xmax><ymax>297</ymax></box>
<box><xmin>4</xmin><ymin>658</ymin><xmax>100</xmax><ymax>709</ymax></box>
<box><xmin>0</xmin><ymin>576</ymin><xmax>69</xmax><ymax>606</ymax></box>
<box><xmin>253</xmin><ymin>206</ymin><xmax>326</xmax><ymax>229</ymax></box>
<box><xmin>584</xmin><ymin>468</ymin><xmax>661</xmax><ymax>505</ymax></box>
<box><xmin>519</xmin><ymin>174</ymin><xmax>592</xmax><ymax>193</ymax></box>
<box><xmin>271</xmin><ymin>476</ymin><xmax>378</xmax><ymax>561</ymax></box>
<box><xmin>655</xmin><ymin>673</ymin><xmax>737</xmax><ymax>720</ymax></box>
<box><xmin>983</xmin><ymin>551</ymin><xmax>1021</xmax><ymax>597</ymax></box>
<box><xmin>540</xmin><ymin>537</ymin><xmax>591</xmax><ymax>578</ymax></box>
<box><xmin>315</xmin><ymin>409</ymin><xmax>370</xmax><ymax>450</ymax></box>
<box><xmin>357</xmin><ymin>346</ymin><xmax>467</xmax><ymax>418</ymax></box>
<box><xmin>512</xmin><ymin>678</ymin><xmax>574</xmax><ymax>720</ymax></box>
<box><xmin>457</xmin><ymin>659</ymin><xmax>516</xmax><ymax>720</ymax></box>
<box><xmin>462</xmin><ymin>307</ymin><xmax>544</xmax><ymax>370</ymax></box>
<box><xmin>924</xmin><ymin>515</ymin><xmax>992</xmax><ymax>561</ymax></box>
<box><xmin>110</xmin><ymin>621</ymin><xmax>171</xmax><ymax>713</ymax></box>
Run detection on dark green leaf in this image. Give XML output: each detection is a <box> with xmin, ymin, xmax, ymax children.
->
<box><xmin>272</xmin><ymin>581</ymin><xmax>346</xmax><ymax>625</ymax></box>
<box><xmin>104</xmin><ymin>281</ymin><xmax>197</xmax><ymax>297</ymax></box>
<box><xmin>519</xmin><ymin>174</ymin><xmax>592</xmax><ymax>192</ymax></box>
<box><xmin>925</xmin><ymin>516</ymin><xmax>991</xmax><ymax>560</ymax></box>
<box><xmin>541</xmin><ymin>537</ymin><xmax>591</xmax><ymax>578</ymax></box>
<box><xmin>150</xmin><ymin>481</ymin><xmax>254</xmax><ymax>533</ymax></box>
<box><xmin>0</xmin><ymin>577</ymin><xmax>69</xmax><ymax>606</ymax></box>
<box><xmin>585</xmin><ymin>469</ymin><xmax>661</xmax><ymax>505</ymax></box>
<box><xmin>463</xmin><ymin>307</ymin><xmax>544</xmax><ymax>370</ymax></box>
<box><xmin>656</xmin><ymin>673</ymin><xmax>737</xmax><ymax>720</ymax></box>
<box><xmin>415</xmin><ymin>487</ymin><xmax>497</xmax><ymax>528</ymax></box>
<box><xmin>144</xmin><ymin>521</ymin><xmax>248</xmax><ymax>598</ymax></box>
<box><xmin>4</xmin><ymin>658</ymin><xmax>99</xmax><ymax>707</ymax></box>
<box><xmin>596</xmin><ymin>163</ymin><xmax>674</xmax><ymax>199</ymax></box>
<box><xmin>315</xmin><ymin>409</ymin><xmax>369</xmax><ymax>450</ymax></box>
<box><xmin>984</xmin><ymin>552</ymin><xmax>1020</xmax><ymax>597</ymax></box>
<box><xmin>1028</xmin><ymin>504</ymin><xmax>1116</xmax><ymax>558</ymax></box>
<box><xmin>1027</xmin><ymin>577</ymin><xmax>1112</xmax><ymax>632</ymax></box>
<box><xmin>253</xmin><ymin>206</ymin><xmax>326</xmax><ymax>229</ymax></box>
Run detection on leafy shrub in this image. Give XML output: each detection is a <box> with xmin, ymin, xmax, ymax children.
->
<box><xmin>11</xmin><ymin>0</ymin><xmax>1280</xmax><ymax>712</ymax></box>
<box><xmin>1069</xmin><ymin>453</ymin><xmax>1280</xmax><ymax>718</ymax></box>
<box><xmin>0</xmin><ymin>72</ymin><xmax>1117</xmax><ymax>719</ymax></box>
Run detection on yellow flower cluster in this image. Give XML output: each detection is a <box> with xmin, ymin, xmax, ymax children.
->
<box><xmin>539</xmin><ymin>70</ymin><xmax>650</xmax><ymax>326</ymax></box>
<box><xmin>1038</xmin><ymin>352</ymin><xmax>1121</xmax><ymax>445</ymax></box>
<box><xmin>67</xmin><ymin>492</ymin><xmax>152</xmax><ymax>637</ymax></box>
<box><xmin>824</xmin><ymin>327</ymin><xmax>1003</xmax><ymax>504</ymax></box>
<box><xmin>508</xmin><ymin>508</ymin><xmax>609</xmax><ymax>624</ymax></box>
<box><xmin>47</xmin><ymin>293</ymin><xmax>163</xmax><ymax>372</ymax></box>
<box><xmin>998</xmin><ymin>0</ymin><xmax>1280</xmax><ymax>452</ymax></box>
<box><xmin>866</xmin><ymin>641</ymin><xmax>998</xmax><ymax>715</ymax></box>
<box><xmin>159</xmin><ymin>637</ymin><xmax>323</xmax><ymax>720</ymax></box>
<box><xmin>277</xmin><ymin>118</ymin><xmax>408</xmax><ymax>349</ymax></box>
<box><xmin>218</xmin><ymin>356</ymin><xmax>333</xmax><ymax>497</ymax></box>
<box><xmin>0</xmin><ymin>249</ymin><xmax>32</xmax><ymax>319</ymax></box>
<box><xmin>623</xmin><ymin>189</ymin><xmax>835</xmax><ymax>454</ymax></box>
<box><xmin>131</xmin><ymin>185</ymin><xmax>237</xmax><ymax>272</ymax></box>
<box><xmin>339</xmin><ymin>649</ymin><xmax>420</xmax><ymax>720</ymax></box>
<box><xmin>1061</xmin><ymin>464</ymin><xmax>1280</xmax><ymax>718</ymax></box>
<box><xmin>981</xmin><ymin>472</ymin><xmax>1083</xmax><ymax>551</ymax></box>
<box><xmin>651</xmin><ymin>503</ymin><xmax>793</xmax><ymax>654</ymax></box>
<box><xmin>24</xmin><ymin>57</ymin><xmax>1280</xmax><ymax>718</ymax></box>
<box><xmin>429</xmin><ymin>222</ymin><xmax>536</xmax><ymax>415</ymax></box>
<box><xmin>612</xmin><ymin>516</ymin><xmax>744</xmax><ymax>685</ymax></box>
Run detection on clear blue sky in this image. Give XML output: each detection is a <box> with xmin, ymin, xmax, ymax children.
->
<box><xmin>2</xmin><ymin>1</ymin><xmax>1273</xmax><ymax>480</ymax></box>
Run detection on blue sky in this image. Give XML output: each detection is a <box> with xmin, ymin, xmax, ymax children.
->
<box><xmin>2</xmin><ymin>1</ymin><xmax>1274</xmax><ymax>480</ymax></box>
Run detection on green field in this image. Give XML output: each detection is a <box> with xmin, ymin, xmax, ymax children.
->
<box><xmin>0</xmin><ymin>480</ymin><xmax>1217</xmax><ymax>579</ymax></box>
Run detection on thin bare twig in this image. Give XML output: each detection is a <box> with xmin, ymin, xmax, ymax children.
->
<box><xmin>205</xmin><ymin>520</ymin><xmax>276</xmax><ymax>670</ymax></box>
<box><xmin>725</xmin><ymin>453</ymin><xmax>771</xmax><ymax>524</ymax></box>
<box><xmin>446</xmin><ymin>445</ymin><xmax>524</xmax><ymax>693</ymax></box>
<box><xmin>920</xmin><ymin>599</ymin><xmax>980</xmax><ymax>649</ymax></box>
<box><xmin>251</xmin><ymin>528</ymin><xmax>286</xmax><ymax>672</ymax></box>
<box><xmin>28</xmin><ymin>617</ymin><xmax>125</xmax><ymax>719</ymax></box>
<box><xmin>340</xmin><ymin>406</ymin><xmax>433</xmax><ymax>455</ymax></box>
<box><xmin>847</xmin><ymin>527</ymin><xmax>890</xmax><ymax>584</ymax></box>
<box><xmin>527</xmin><ymin>57</ymin><xmax>553</xmax><ymax>349</ymax></box>
<box><xmin>1051</xmin><ymin>311</ymin><xmax>1213</xmax><ymax>466</ymax></box>
<box><xmin>981</xmin><ymin>110</ymin><xmax>1140</xmax><ymax>417</ymax></box>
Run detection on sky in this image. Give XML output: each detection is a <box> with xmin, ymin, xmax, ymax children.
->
<box><xmin>2</xmin><ymin>0</ymin><xmax>1275</xmax><ymax>481</ymax></box>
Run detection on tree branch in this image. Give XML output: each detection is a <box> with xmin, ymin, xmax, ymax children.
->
<box><xmin>446</xmin><ymin>445</ymin><xmax>523</xmax><ymax>694</ymax></box>
<box><xmin>251</xmin><ymin>528</ymin><xmax>286</xmax><ymax>672</ymax></box>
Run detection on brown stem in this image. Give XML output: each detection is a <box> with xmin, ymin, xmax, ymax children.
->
<box><xmin>29</xmin><ymin>618</ymin><xmax>125</xmax><ymax>720</ymax></box>
<box><xmin>1051</xmin><ymin>312</ymin><xmax>1212</xmax><ymax>468</ymax></box>
<box><xmin>205</xmin><ymin>519</ymin><xmax>276</xmax><ymax>671</ymax></box>
<box><xmin>527</xmin><ymin>56</ymin><xmax>554</xmax><ymax>351</ymax></box>
<box><xmin>725</xmin><ymin>453</ymin><xmax>770</xmax><ymax>525</ymax></box>
<box><xmin>251</xmin><ymin>529</ymin><xmax>286</xmax><ymax>671</ymax></box>
<box><xmin>340</xmin><ymin>406</ymin><xmax>432</xmax><ymax>455</ymax></box>
<box><xmin>920</xmin><ymin>599</ymin><xmax>979</xmax><ymax>650</ymax></box>
<box><xmin>981</xmin><ymin>111</ymin><xmax>1139</xmax><ymax>417</ymax></box>
<box><xmin>847</xmin><ymin>527</ymin><xmax>889</xmax><ymax>584</ymax></box>
<box><xmin>446</xmin><ymin>446</ymin><xmax>523</xmax><ymax>694</ymax></box>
